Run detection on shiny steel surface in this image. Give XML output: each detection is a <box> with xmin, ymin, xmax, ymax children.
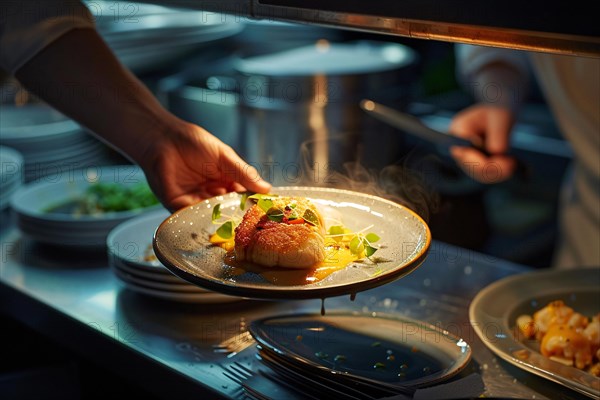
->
<box><xmin>0</xmin><ymin>217</ymin><xmax>591</xmax><ymax>399</ymax></box>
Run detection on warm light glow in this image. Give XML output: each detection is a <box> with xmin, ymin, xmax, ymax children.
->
<box><xmin>315</xmin><ymin>39</ymin><xmax>331</xmax><ymax>53</ymax></box>
<box><xmin>362</xmin><ymin>99</ymin><xmax>375</xmax><ymax>111</ymax></box>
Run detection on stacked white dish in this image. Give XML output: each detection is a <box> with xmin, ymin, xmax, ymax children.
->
<box><xmin>0</xmin><ymin>146</ymin><xmax>24</xmax><ymax>211</ymax></box>
<box><xmin>10</xmin><ymin>165</ymin><xmax>162</xmax><ymax>248</ymax></box>
<box><xmin>107</xmin><ymin>208</ymin><xmax>242</xmax><ymax>303</ymax></box>
<box><xmin>89</xmin><ymin>1</ymin><xmax>244</xmax><ymax>73</ymax></box>
<box><xmin>0</xmin><ymin>104</ymin><xmax>110</xmax><ymax>182</ymax></box>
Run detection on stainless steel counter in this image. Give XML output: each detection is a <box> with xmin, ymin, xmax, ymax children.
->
<box><xmin>0</xmin><ymin>217</ymin><xmax>591</xmax><ymax>400</ymax></box>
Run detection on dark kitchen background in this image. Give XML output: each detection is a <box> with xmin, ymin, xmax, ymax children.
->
<box><xmin>0</xmin><ymin>5</ymin><xmax>573</xmax><ymax>397</ymax></box>
<box><xmin>95</xmin><ymin>9</ymin><xmax>568</xmax><ymax>271</ymax></box>
<box><xmin>0</xmin><ymin>5</ymin><xmax>569</xmax><ymax>269</ymax></box>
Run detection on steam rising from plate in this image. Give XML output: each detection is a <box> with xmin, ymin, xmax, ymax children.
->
<box><xmin>299</xmin><ymin>137</ymin><xmax>439</xmax><ymax>223</ymax></box>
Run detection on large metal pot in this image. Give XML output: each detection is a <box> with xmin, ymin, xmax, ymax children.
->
<box><xmin>159</xmin><ymin>39</ymin><xmax>419</xmax><ymax>185</ymax></box>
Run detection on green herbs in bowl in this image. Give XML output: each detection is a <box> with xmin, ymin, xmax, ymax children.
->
<box><xmin>47</xmin><ymin>182</ymin><xmax>159</xmax><ymax>216</ymax></box>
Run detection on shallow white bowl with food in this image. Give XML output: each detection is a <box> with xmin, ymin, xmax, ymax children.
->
<box><xmin>11</xmin><ymin>165</ymin><xmax>164</xmax><ymax>247</ymax></box>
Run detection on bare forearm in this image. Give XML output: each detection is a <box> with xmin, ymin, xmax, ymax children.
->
<box><xmin>14</xmin><ymin>28</ymin><xmax>180</xmax><ymax>164</ymax></box>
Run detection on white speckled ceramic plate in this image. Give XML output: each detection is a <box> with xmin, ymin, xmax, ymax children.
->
<box><xmin>153</xmin><ymin>187</ymin><xmax>430</xmax><ymax>300</ymax></box>
<box><xmin>470</xmin><ymin>268</ymin><xmax>600</xmax><ymax>398</ymax></box>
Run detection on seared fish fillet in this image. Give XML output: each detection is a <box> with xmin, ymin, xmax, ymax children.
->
<box><xmin>234</xmin><ymin>197</ymin><xmax>325</xmax><ymax>268</ymax></box>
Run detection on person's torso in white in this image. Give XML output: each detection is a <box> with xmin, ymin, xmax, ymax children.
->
<box><xmin>529</xmin><ymin>53</ymin><xmax>600</xmax><ymax>268</ymax></box>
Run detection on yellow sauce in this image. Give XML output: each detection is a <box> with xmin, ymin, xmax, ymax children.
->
<box><xmin>210</xmin><ymin>235</ymin><xmax>360</xmax><ymax>285</ymax></box>
<box><xmin>209</xmin><ymin>233</ymin><xmax>235</xmax><ymax>252</ymax></box>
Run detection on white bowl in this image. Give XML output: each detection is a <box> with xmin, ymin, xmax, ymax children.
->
<box><xmin>11</xmin><ymin>165</ymin><xmax>164</xmax><ymax>247</ymax></box>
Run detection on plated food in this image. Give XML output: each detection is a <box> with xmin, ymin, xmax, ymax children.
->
<box><xmin>516</xmin><ymin>300</ymin><xmax>599</xmax><ymax>376</ymax></box>
<box><xmin>470</xmin><ymin>268</ymin><xmax>600</xmax><ymax>398</ymax></box>
<box><xmin>233</xmin><ymin>196</ymin><xmax>326</xmax><ymax>268</ymax></box>
<box><xmin>153</xmin><ymin>187</ymin><xmax>430</xmax><ymax>300</ymax></box>
<box><xmin>208</xmin><ymin>193</ymin><xmax>383</xmax><ymax>285</ymax></box>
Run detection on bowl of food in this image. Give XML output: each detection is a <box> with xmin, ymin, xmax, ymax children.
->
<box><xmin>10</xmin><ymin>165</ymin><xmax>164</xmax><ymax>248</ymax></box>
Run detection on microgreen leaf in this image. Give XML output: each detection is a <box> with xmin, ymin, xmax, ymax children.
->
<box><xmin>365</xmin><ymin>233</ymin><xmax>380</xmax><ymax>243</ymax></box>
<box><xmin>257</xmin><ymin>198</ymin><xmax>274</xmax><ymax>213</ymax></box>
<box><xmin>328</xmin><ymin>225</ymin><xmax>344</xmax><ymax>235</ymax></box>
<box><xmin>212</xmin><ymin>204</ymin><xmax>221</xmax><ymax>222</ymax></box>
<box><xmin>365</xmin><ymin>245</ymin><xmax>378</xmax><ymax>257</ymax></box>
<box><xmin>266</xmin><ymin>207</ymin><xmax>285</xmax><ymax>222</ymax></box>
<box><xmin>328</xmin><ymin>225</ymin><xmax>345</xmax><ymax>242</ymax></box>
<box><xmin>216</xmin><ymin>221</ymin><xmax>233</xmax><ymax>239</ymax></box>
<box><xmin>349</xmin><ymin>236</ymin><xmax>364</xmax><ymax>255</ymax></box>
<box><xmin>302</xmin><ymin>209</ymin><xmax>320</xmax><ymax>226</ymax></box>
<box><xmin>239</xmin><ymin>192</ymin><xmax>253</xmax><ymax>210</ymax></box>
<box><xmin>287</xmin><ymin>210</ymin><xmax>299</xmax><ymax>220</ymax></box>
<box><xmin>248</xmin><ymin>193</ymin><xmax>278</xmax><ymax>201</ymax></box>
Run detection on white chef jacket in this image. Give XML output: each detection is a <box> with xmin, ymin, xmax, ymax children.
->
<box><xmin>0</xmin><ymin>1</ymin><xmax>95</xmax><ymax>74</ymax></box>
<box><xmin>457</xmin><ymin>44</ymin><xmax>600</xmax><ymax>269</ymax></box>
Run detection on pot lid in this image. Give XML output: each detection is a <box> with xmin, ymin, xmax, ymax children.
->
<box><xmin>234</xmin><ymin>40</ymin><xmax>417</xmax><ymax>76</ymax></box>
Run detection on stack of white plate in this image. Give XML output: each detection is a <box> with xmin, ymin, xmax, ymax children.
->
<box><xmin>0</xmin><ymin>104</ymin><xmax>110</xmax><ymax>182</ymax></box>
<box><xmin>107</xmin><ymin>208</ymin><xmax>242</xmax><ymax>303</ymax></box>
<box><xmin>88</xmin><ymin>1</ymin><xmax>244</xmax><ymax>73</ymax></box>
<box><xmin>10</xmin><ymin>165</ymin><xmax>162</xmax><ymax>248</ymax></box>
<box><xmin>0</xmin><ymin>146</ymin><xmax>24</xmax><ymax>211</ymax></box>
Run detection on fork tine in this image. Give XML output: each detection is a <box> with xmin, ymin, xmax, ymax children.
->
<box><xmin>223</xmin><ymin>370</ymin><xmax>244</xmax><ymax>385</ymax></box>
<box><xmin>240</xmin><ymin>384</ymin><xmax>272</xmax><ymax>400</ymax></box>
<box><xmin>230</xmin><ymin>363</ymin><xmax>253</xmax><ymax>379</ymax></box>
<box><xmin>233</xmin><ymin>362</ymin><xmax>255</xmax><ymax>375</ymax></box>
<box><xmin>221</xmin><ymin>363</ymin><xmax>274</xmax><ymax>400</ymax></box>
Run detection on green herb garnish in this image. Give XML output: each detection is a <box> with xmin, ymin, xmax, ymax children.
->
<box><xmin>345</xmin><ymin>231</ymin><xmax>381</xmax><ymax>259</ymax></box>
<box><xmin>266</xmin><ymin>207</ymin><xmax>285</xmax><ymax>222</ymax></box>
<box><xmin>216</xmin><ymin>220</ymin><xmax>234</xmax><ymax>239</ymax></box>
<box><xmin>302</xmin><ymin>208</ymin><xmax>320</xmax><ymax>226</ymax></box>
<box><xmin>212</xmin><ymin>204</ymin><xmax>221</xmax><ymax>221</ymax></box>
<box><xmin>239</xmin><ymin>192</ymin><xmax>252</xmax><ymax>210</ymax></box>
<box><xmin>327</xmin><ymin>225</ymin><xmax>345</xmax><ymax>242</ymax></box>
<box><xmin>248</xmin><ymin>193</ymin><xmax>278</xmax><ymax>214</ymax></box>
<box><xmin>45</xmin><ymin>182</ymin><xmax>159</xmax><ymax>215</ymax></box>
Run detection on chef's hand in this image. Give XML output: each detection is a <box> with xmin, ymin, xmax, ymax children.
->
<box><xmin>448</xmin><ymin>104</ymin><xmax>517</xmax><ymax>183</ymax></box>
<box><xmin>14</xmin><ymin>28</ymin><xmax>271</xmax><ymax>212</ymax></box>
<box><xmin>139</xmin><ymin>122</ymin><xmax>271</xmax><ymax>212</ymax></box>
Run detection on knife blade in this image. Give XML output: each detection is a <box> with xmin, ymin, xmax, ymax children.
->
<box><xmin>360</xmin><ymin>99</ymin><xmax>487</xmax><ymax>152</ymax></box>
<box><xmin>360</xmin><ymin>99</ymin><xmax>530</xmax><ymax>179</ymax></box>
